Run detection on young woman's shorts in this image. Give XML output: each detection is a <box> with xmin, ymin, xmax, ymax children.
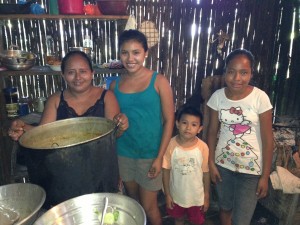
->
<box><xmin>118</xmin><ymin>156</ymin><xmax>162</xmax><ymax>191</ymax></box>
<box><xmin>166</xmin><ymin>203</ymin><xmax>205</xmax><ymax>225</ymax></box>
<box><xmin>215</xmin><ymin>165</ymin><xmax>260</xmax><ymax>225</ymax></box>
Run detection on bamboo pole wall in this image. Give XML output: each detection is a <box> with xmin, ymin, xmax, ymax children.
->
<box><xmin>129</xmin><ymin>0</ymin><xmax>299</xmax><ymax>117</ymax></box>
<box><xmin>0</xmin><ymin>0</ymin><xmax>299</xmax><ymax>117</ymax></box>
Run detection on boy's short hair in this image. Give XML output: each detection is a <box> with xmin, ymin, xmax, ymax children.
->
<box><xmin>176</xmin><ymin>105</ymin><xmax>203</xmax><ymax>125</ymax></box>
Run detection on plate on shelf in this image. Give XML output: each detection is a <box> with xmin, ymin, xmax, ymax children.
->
<box><xmin>47</xmin><ymin>64</ymin><xmax>61</xmax><ymax>71</ymax></box>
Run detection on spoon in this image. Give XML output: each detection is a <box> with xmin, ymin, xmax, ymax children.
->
<box><xmin>100</xmin><ymin>197</ymin><xmax>108</xmax><ymax>225</ymax></box>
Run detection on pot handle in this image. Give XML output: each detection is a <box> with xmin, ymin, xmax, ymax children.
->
<box><xmin>9</xmin><ymin>45</ymin><xmax>20</xmax><ymax>50</ymax></box>
<box><xmin>113</xmin><ymin>120</ymin><xmax>121</xmax><ymax>136</ymax></box>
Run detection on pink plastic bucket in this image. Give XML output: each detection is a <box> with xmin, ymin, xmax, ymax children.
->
<box><xmin>58</xmin><ymin>0</ymin><xmax>84</xmax><ymax>15</ymax></box>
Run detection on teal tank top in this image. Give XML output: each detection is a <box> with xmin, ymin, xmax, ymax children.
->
<box><xmin>114</xmin><ymin>72</ymin><xmax>162</xmax><ymax>159</ymax></box>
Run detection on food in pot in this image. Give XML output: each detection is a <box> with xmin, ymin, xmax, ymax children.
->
<box><xmin>27</xmin><ymin>132</ymin><xmax>102</xmax><ymax>148</ymax></box>
<box><xmin>94</xmin><ymin>207</ymin><xmax>120</xmax><ymax>225</ymax></box>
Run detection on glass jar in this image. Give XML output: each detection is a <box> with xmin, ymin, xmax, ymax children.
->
<box><xmin>3</xmin><ymin>87</ymin><xmax>19</xmax><ymax>118</ymax></box>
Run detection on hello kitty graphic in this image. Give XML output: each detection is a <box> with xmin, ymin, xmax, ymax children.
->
<box><xmin>220</xmin><ymin>107</ymin><xmax>251</xmax><ymax>138</ymax></box>
<box><xmin>216</xmin><ymin>107</ymin><xmax>260</xmax><ymax>173</ymax></box>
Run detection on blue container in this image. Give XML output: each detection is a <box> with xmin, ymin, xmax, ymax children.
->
<box><xmin>105</xmin><ymin>76</ymin><xmax>118</xmax><ymax>90</ymax></box>
<box><xmin>19</xmin><ymin>103</ymin><xmax>29</xmax><ymax>116</ymax></box>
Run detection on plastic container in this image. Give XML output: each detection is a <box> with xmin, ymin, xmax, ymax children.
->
<box><xmin>48</xmin><ymin>0</ymin><xmax>59</xmax><ymax>15</ymax></box>
<box><xmin>97</xmin><ymin>0</ymin><xmax>129</xmax><ymax>15</ymax></box>
<box><xmin>58</xmin><ymin>0</ymin><xmax>84</xmax><ymax>15</ymax></box>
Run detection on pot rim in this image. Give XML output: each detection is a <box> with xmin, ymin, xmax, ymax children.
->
<box><xmin>19</xmin><ymin>117</ymin><xmax>117</xmax><ymax>150</ymax></box>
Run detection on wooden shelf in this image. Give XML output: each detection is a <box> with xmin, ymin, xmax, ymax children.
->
<box><xmin>0</xmin><ymin>66</ymin><xmax>127</xmax><ymax>76</ymax></box>
<box><xmin>0</xmin><ymin>14</ymin><xmax>129</xmax><ymax>21</ymax></box>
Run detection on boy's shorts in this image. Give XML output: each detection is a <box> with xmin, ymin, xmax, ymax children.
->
<box><xmin>216</xmin><ymin>165</ymin><xmax>260</xmax><ymax>225</ymax></box>
<box><xmin>166</xmin><ymin>203</ymin><xmax>205</xmax><ymax>225</ymax></box>
<box><xmin>118</xmin><ymin>156</ymin><xmax>162</xmax><ymax>191</ymax></box>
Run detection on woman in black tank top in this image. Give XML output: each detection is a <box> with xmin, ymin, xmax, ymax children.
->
<box><xmin>9</xmin><ymin>51</ymin><xmax>128</xmax><ymax>140</ymax></box>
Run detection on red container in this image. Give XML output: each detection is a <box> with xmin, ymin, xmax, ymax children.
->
<box><xmin>58</xmin><ymin>0</ymin><xmax>84</xmax><ymax>15</ymax></box>
<box><xmin>97</xmin><ymin>0</ymin><xmax>129</xmax><ymax>15</ymax></box>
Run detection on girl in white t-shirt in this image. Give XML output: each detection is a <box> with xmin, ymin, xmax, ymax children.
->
<box><xmin>207</xmin><ymin>49</ymin><xmax>273</xmax><ymax>225</ymax></box>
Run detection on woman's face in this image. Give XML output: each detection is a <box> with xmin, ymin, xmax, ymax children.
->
<box><xmin>119</xmin><ymin>40</ymin><xmax>148</xmax><ymax>74</ymax></box>
<box><xmin>225</xmin><ymin>54</ymin><xmax>252</xmax><ymax>94</ymax></box>
<box><xmin>62</xmin><ymin>54</ymin><xmax>93</xmax><ymax>92</ymax></box>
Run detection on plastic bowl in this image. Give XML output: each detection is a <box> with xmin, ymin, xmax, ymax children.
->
<box><xmin>97</xmin><ymin>0</ymin><xmax>129</xmax><ymax>15</ymax></box>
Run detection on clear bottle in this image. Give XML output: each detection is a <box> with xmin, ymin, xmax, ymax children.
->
<box><xmin>83</xmin><ymin>35</ymin><xmax>93</xmax><ymax>49</ymax></box>
<box><xmin>46</xmin><ymin>35</ymin><xmax>55</xmax><ymax>64</ymax></box>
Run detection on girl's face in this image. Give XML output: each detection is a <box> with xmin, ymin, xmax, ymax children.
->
<box><xmin>176</xmin><ymin>114</ymin><xmax>203</xmax><ymax>141</ymax></box>
<box><xmin>225</xmin><ymin>54</ymin><xmax>252</xmax><ymax>93</ymax></box>
<box><xmin>119</xmin><ymin>40</ymin><xmax>148</xmax><ymax>74</ymax></box>
<box><xmin>62</xmin><ymin>54</ymin><xmax>93</xmax><ymax>92</ymax></box>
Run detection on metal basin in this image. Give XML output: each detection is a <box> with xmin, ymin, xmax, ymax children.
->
<box><xmin>18</xmin><ymin>117</ymin><xmax>119</xmax><ymax>208</ymax></box>
<box><xmin>0</xmin><ymin>50</ymin><xmax>36</xmax><ymax>71</ymax></box>
<box><xmin>34</xmin><ymin>193</ymin><xmax>146</xmax><ymax>225</ymax></box>
<box><xmin>0</xmin><ymin>183</ymin><xmax>46</xmax><ymax>225</ymax></box>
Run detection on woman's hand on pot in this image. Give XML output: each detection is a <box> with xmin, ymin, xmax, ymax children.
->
<box><xmin>8</xmin><ymin>119</ymin><xmax>26</xmax><ymax>141</ymax></box>
<box><xmin>113</xmin><ymin>113</ymin><xmax>129</xmax><ymax>136</ymax></box>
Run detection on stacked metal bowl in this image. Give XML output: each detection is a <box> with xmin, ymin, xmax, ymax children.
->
<box><xmin>0</xmin><ymin>183</ymin><xmax>46</xmax><ymax>225</ymax></box>
<box><xmin>0</xmin><ymin>49</ymin><xmax>36</xmax><ymax>71</ymax></box>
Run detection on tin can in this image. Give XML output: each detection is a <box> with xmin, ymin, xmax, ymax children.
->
<box><xmin>19</xmin><ymin>97</ymin><xmax>31</xmax><ymax>116</ymax></box>
<box><xmin>19</xmin><ymin>103</ymin><xmax>29</xmax><ymax>116</ymax></box>
<box><xmin>6</xmin><ymin>103</ymin><xmax>19</xmax><ymax>118</ymax></box>
<box><xmin>3</xmin><ymin>87</ymin><xmax>19</xmax><ymax>117</ymax></box>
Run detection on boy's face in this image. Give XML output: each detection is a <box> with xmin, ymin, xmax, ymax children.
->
<box><xmin>176</xmin><ymin>114</ymin><xmax>203</xmax><ymax>140</ymax></box>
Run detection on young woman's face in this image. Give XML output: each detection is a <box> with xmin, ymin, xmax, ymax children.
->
<box><xmin>62</xmin><ymin>54</ymin><xmax>93</xmax><ymax>92</ymax></box>
<box><xmin>225</xmin><ymin>54</ymin><xmax>252</xmax><ymax>93</ymax></box>
<box><xmin>176</xmin><ymin>114</ymin><xmax>202</xmax><ymax>141</ymax></box>
<box><xmin>119</xmin><ymin>40</ymin><xmax>148</xmax><ymax>73</ymax></box>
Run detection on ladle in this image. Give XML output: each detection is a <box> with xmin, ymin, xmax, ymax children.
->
<box><xmin>100</xmin><ymin>197</ymin><xmax>108</xmax><ymax>225</ymax></box>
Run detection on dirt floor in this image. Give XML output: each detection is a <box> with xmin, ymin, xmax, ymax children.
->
<box><xmin>158</xmin><ymin>191</ymin><xmax>279</xmax><ymax>225</ymax></box>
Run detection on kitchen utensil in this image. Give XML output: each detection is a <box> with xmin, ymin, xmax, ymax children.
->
<box><xmin>33</xmin><ymin>193</ymin><xmax>146</xmax><ymax>225</ymax></box>
<box><xmin>18</xmin><ymin>117</ymin><xmax>119</xmax><ymax>208</ymax></box>
<box><xmin>100</xmin><ymin>197</ymin><xmax>108</xmax><ymax>225</ymax></box>
<box><xmin>0</xmin><ymin>183</ymin><xmax>46</xmax><ymax>225</ymax></box>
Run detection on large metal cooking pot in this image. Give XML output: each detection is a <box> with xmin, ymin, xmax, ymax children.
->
<box><xmin>0</xmin><ymin>183</ymin><xmax>46</xmax><ymax>225</ymax></box>
<box><xmin>34</xmin><ymin>193</ymin><xmax>146</xmax><ymax>225</ymax></box>
<box><xmin>18</xmin><ymin>117</ymin><xmax>119</xmax><ymax>209</ymax></box>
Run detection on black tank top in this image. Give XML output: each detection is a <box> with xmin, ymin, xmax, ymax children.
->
<box><xmin>56</xmin><ymin>89</ymin><xmax>106</xmax><ymax>120</ymax></box>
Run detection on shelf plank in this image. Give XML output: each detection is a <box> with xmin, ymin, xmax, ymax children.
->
<box><xmin>0</xmin><ymin>14</ymin><xmax>129</xmax><ymax>21</ymax></box>
<box><xmin>0</xmin><ymin>66</ymin><xmax>127</xmax><ymax>76</ymax></box>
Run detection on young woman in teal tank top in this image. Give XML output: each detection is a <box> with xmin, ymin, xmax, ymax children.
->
<box><xmin>110</xmin><ymin>30</ymin><xmax>175</xmax><ymax>225</ymax></box>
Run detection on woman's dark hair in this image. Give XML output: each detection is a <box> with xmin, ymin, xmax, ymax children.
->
<box><xmin>118</xmin><ymin>29</ymin><xmax>148</xmax><ymax>52</ymax></box>
<box><xmin>61</xmin><ymin>50</ymin><xmax>93</xmax><ymax>73</ymax></box>
<box><xmin>224</xmin><ymin>48</ymin><xmax>255</xmax><ymax>74</ymax></box>
<box><xmin>176</xmin><ymin>105</ymin><xmax>203</xmax><ymax>125</ymax></box>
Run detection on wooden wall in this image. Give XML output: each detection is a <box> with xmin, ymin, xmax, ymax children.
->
<box><xmin>128</xmin><ymin>0</ymin><xmax>300</xmax><ymax>117</ymax></box>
